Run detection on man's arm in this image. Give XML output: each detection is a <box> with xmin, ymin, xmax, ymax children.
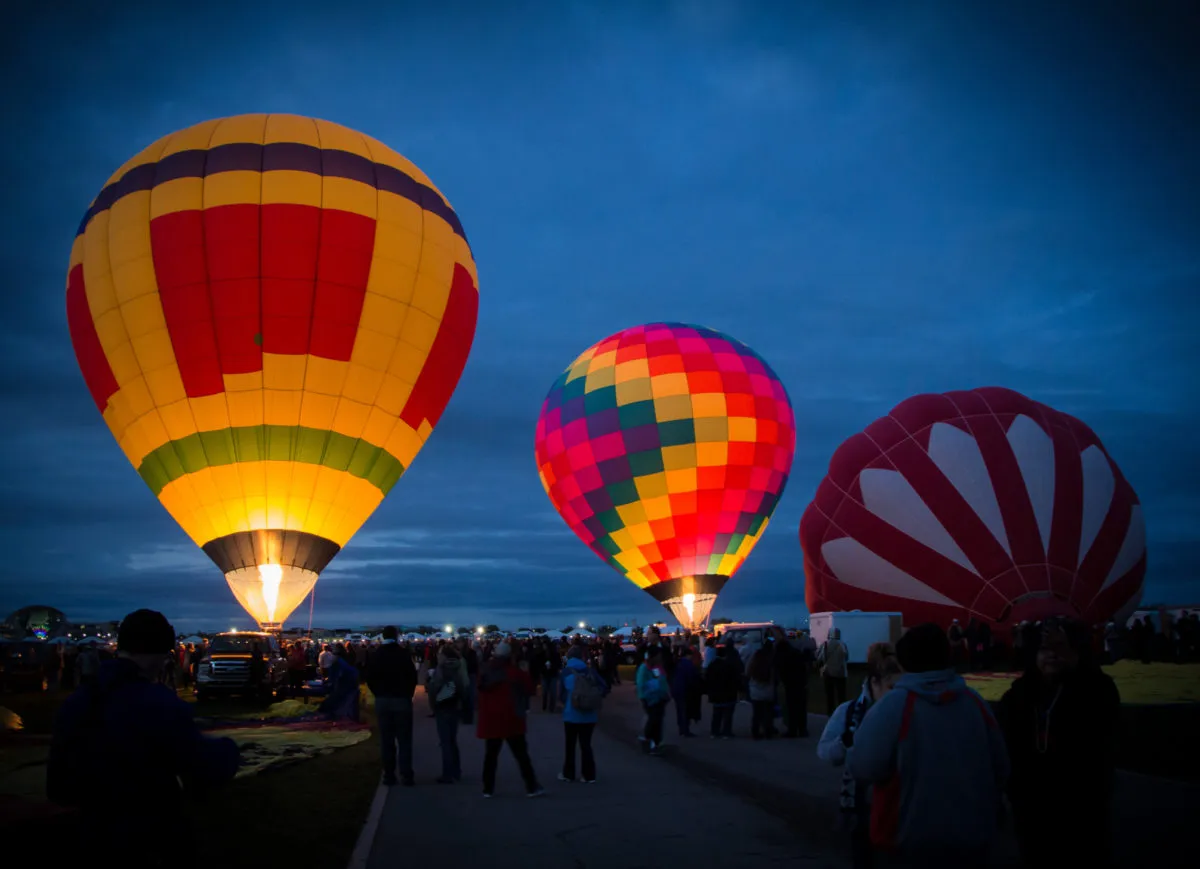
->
<box><xmin>165</xmin><ymin>697</ymin><xmax>241</xmax><ymax>787</ymax></box>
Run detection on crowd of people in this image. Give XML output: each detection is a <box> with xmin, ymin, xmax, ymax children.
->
<box><xmin>817</xmin><ymin>619</ymin><xmax>1121</xmax><ymax>869</ymax></box>
<box><xmin>39</xmin><ymin>610</ymin><xmax>1152</xmax><ymax>868</ymax></box>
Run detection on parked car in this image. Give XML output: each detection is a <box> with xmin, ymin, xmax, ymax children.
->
<box><xmin>196</xmin><ymin>631</ymin><xmax>287</xmax><ymax>702</ymax></box>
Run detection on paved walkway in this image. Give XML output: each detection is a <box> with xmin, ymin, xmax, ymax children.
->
<box><xmin>362</xmin><ymin>685</ymin><xmax>843</xmax><ymax>868</ymax></box>
<box><xmin>361</xmin><ymin>683</ymin><xmax>1200</xmax><ymax>868</ymax></box>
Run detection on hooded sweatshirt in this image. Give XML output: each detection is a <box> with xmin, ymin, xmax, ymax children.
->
<box><xmin>846</xmin><ymin>668</ymin><xmax>1009</xmax><ymax>858</ymax></box>
<box><xmin>560</xmin><ymin>656</ymin><xmax>607</xmax><ymax>724</ymax></box>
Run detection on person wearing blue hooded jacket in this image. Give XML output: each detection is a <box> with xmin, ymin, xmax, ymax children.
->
<box><xmin>47</xmin><ymin>609</ymin><xmax>241</xmax><ymax>869</ymax></box>
<box><xmin>557</xmin><ymin>644</ymin><xmax>607</xmax><ymax>782</ymax></box>
<box><xmin>846</xmin><ymin>623</ymin><xmax>1009</xmax><ymax>869</ymax></box>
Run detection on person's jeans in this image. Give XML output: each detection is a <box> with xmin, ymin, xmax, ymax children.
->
<box><xmin>824</xmin><ymin>676</ymin><xmax>847</xmax><ymax>715</ymax></box>
<box><xmin>542</xmin><ymin>674</ymin><xmax>558</xmax><ymax>712</ymax></box>
<box><xmin>482</xmin><ymin>734</ymin><xmax>539</xmax><ymax>794</ymax></box>
<box><xmin>643</xmin><ymin>700</ymin><xmax>667</xmax><ymax>747</ymax></box>
<box><xmin>784</xmin><ymin>679</ymin><xmax>809</xmax><ymax>735</ymax></box>
<box><xmin>375</xmin><ymin>695</ymin><xmax>414</xmax><ymax>782</ymax></box>
<box><xmin>673</xmin><ymin>694</ymin><xmax>693</xmax><ymax>734</ymax></box>
<box><xmin>434</xmin><ymin>708</ymin><xmax>461</xmax><ymax>780</ymax></box>
<box><xmin>710</xmin><ymin>703</ymin><xmax>735</xmax><ymax>737</ymax></box>
<box><xmin>562</xmin><ymin>721</ymin><xmax>596</xmax><ymax>781</ymax></box>
<box><xmin>751</xmin><ymin>700</ymin><xmax>774</xmax><ymax>739</ymax></box>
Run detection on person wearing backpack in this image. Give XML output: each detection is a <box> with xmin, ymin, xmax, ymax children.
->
<box><xmin>557</xmin><ymin>644</ymin><xmax>608</xmax><ymax>782</ymax></box>
<box><xmin>636</xmin><ymin>648</ymin><xmax>671</xmax><ymax>754</ymax></box>
<box><xmin>426</xmin><ymin>644</ymin><xmax>470</xmax><ymax>783</ymax></box>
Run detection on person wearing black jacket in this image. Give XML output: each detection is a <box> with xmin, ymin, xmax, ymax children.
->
<box><xmin>770</xmin><ymin>625</ymin><xmax>812</xmax><ymax>737</ymax></box>
<box><xmin>998</xmin><ymin>619</ymin><xmax>1120</xmax><ymax>869</ymax></box>
<box><xmin>367</xmin><ymin>626</ymin><xmax>418</xmax><ymax>786</ymax></box>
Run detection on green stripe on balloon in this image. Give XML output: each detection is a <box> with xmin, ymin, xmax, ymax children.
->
<box><xmin>136</xmin><ymin>425</ymin><xmax>406</xmax><ymax>496</ymax></box>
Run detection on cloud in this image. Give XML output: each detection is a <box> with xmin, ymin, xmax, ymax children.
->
<box><xmin>0</xmin><ymin>2</ymin><xmax>1196</xmax><ymax>627</ymax></box>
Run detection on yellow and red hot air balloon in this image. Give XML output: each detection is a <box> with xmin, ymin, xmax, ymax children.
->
<box><xmin>66</xmin><ymin>114</ymin><xmax>478</xmax><ymax>629</ymax></box>
<box><xmin>535</xmin><ymin>323</ymin><xmax>796</xmax><ymax>629</ymax></box>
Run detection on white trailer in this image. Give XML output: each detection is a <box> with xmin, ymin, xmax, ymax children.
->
<box><xmin>808</xmin><ymin>612</ymin><xmax>903</xmax><ymax>664</ymax></box>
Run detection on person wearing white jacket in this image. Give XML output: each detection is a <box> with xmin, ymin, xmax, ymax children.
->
<box><xmin>816</xmin><ymin>642</ymin><xmax>903</xmax><ymax>869</ymax></box>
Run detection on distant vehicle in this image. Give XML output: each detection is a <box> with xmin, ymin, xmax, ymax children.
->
<box><xmin>196</xmin><ymin>631</ymin><xmax>287</xmax><ymax>702</ymax></box>
<box><xmin>713</xmin><ymin>622</ymin><xmax>779</xmax><ymax>652</ymax></box>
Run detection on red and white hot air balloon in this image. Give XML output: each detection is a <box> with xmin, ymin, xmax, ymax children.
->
<box><xmin>800</xmin><ymin>387</ymin><xmax>1145</xmax><ymax>631</ymax></box>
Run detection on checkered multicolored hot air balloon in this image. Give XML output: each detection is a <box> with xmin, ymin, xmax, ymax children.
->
<box><xmin>800</xmin><ymin>387</ymin><xmax>1145</xmax><ymax>632</ymax></box>
<box><xmin>534</xmin><ymin>323</ymin><xmax>796</xmax><ymax>629</ymax></box>
<box><xmin>66</xmin><ymin>114</ymin><xmax>478</xmax><ymax>629</ymax></box>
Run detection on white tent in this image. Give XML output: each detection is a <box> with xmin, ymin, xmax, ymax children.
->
<box><xmin>609</xmin><ymin>626</ymin><xmax>639</xmax><ymax>639</ymax></box>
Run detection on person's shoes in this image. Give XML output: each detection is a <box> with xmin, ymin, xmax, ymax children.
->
<box><xmin>436</xmin><ymin>776</ymin><xmax>454</xmax><ymax>784</ymax></box>
<box><xmin>680</xmin><ymin>732</ymin><xmax>695</xmax><ymax>738</ymax></box>
<box><xmin>527</xmin><ymin>787</ymin><xmax>546</xmax><ymax>798</ymax></box>
<box><xmin>583</xmin><ymin>778</ymin><xmax>597</xmax><ymax>783</ymax></box>
<box><xmin>557</xmin><ymin>773</ymin><xmax>574</xmax><ymax>782</ymax></box>
<box><xmin>482</xmin><ymin>792</ymin><xmax>493</xmax><ymax>799</ymax></box>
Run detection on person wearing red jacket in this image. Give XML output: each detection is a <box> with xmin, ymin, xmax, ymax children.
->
<box><xmin>476</xmin><ymin>642</ymin><xmax>545</xmax><ymax>798</ymax></box>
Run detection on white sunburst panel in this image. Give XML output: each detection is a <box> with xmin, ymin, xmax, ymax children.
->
<box><xmin>1100</xmin><ymin>504</ymin><xmax>1146</xmax><ymax>592</ymax></box>
<box><xmin>822</xmin><ymin>537</ymin><xmax>959</xmax><ymax>606</ymax></box>
<box><xmin>1078</xmin><ymin>445</ymin><xmax>1116</xmax><ymax>566</ymax></box>
<box><xmin>926</xmin><ymin>422</ymin><xmax>1012</xmax><ymax>557</ymax></box>
<box><xmin>859</xmin><ymin>467</ymin><xmax>978</xmax><ymax>574</ymax></box>
<box><xmin>1006</xmin><ymin>415</ymin><xmax>1056</xmax><ymax>554</ymax></box>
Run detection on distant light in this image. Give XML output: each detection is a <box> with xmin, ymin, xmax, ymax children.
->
<box><xmin>475</xmin><ymin>626</ymin><xmax>484</xmax><ymax>634</ymax></box>
<box><xmin>444</xmin><ymin>625</ymin><xmax>452</xmax><ymax>634</ymax></box>
<box><xmin>578</xmin><ymin>621</ymin><xmax>586</xmax><ymax>628</ymax></box>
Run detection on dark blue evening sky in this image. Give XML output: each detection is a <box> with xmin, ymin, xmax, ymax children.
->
<box><xmin>1</xmin><ymin>1</ymin><xmax>1197</xmax><ymax>630</ymax></box>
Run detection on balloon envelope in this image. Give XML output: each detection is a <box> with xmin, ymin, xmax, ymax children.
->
<box><xmin>535</xmin><ymin>323</ymin><xmax>796</xmax><ymax>628</ymax></box>
<box><xmin>67</xmin><ymin>114</ymin><xmax>478</xmax><ymax>627</ymax></box>
<box><xmin>800</xmin><ymin>387</ymin><xmax>1144</xmax><ymax>631</ymax></box>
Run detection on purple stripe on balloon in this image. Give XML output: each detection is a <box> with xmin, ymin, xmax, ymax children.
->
<box><xmin>77</xmin><ymin>142</ymin><xmax>467</xmax><ymax>244</ymax></box>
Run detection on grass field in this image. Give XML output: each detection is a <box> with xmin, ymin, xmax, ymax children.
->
<box><xmin>1</xmin><ymin>689</ymin><xmax>381</xmax><ymax>869</ymax></box>
<box><xmin>965</xmin><ymin>661</ymin><xmax>1200</xmax><ymax>704</ymax></box>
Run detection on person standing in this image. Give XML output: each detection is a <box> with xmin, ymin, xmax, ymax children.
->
<box><xmin>477</xmin><ymin>643</ymin><xmax>544</xmax><ymax>797</ymax></box>
<box><xmin>847</xmin><ymin>623</ymin><xmax>1009</xmax><ymax>868</ymax></box>
<box><xmin>366</xmin><ymin>626</ymin><xmax>417</xmax><ymax>786</ymax></box>
<box><xmin>747</xmin><ymin>647</ymin><xmax>776</xmax><ymax>740</ymax></box>
<box><xmin>998</xmin><ymin>620</ymin><xmax>1121</xmax><ymax>869</ymax></box>
<box><xmin>817</xmin><ymin>643</ymin><xmax>904</xmax><ymax>869</ymax></box>
<box><xmin>705</xmin><ymin>644</ymin><xmax>740</xmax><ymax>739</ymax></box>
<box><xmin>558</xmin><ymin>645</ymin><xmax>607</xmax><ymax>782</ymax></box>
<box><xmin>47</xmin><ymin>609</ymin><xmax>240</xmax><ymax>869</ymax></box>
<box><xmin>541</xmin><ymin>640</ymin><xmax>562</xmax><ymax>713</ymax></box>
<box><xmin>818</xmin><ymin>628</ymin><xmax>850</xmax><ymax>714</ymax></box>
<box><xmin>426</xmin><ymin>644</ymin><xmax>470</xmax><ymax>784</ymax></box>
<box><xmin>771</xmin><ymin>625</ymin><xmax>812</xmax><ymax>737</ymax></box>
<box><xmin>636</xmin><ymin>648</ymin><xmax>671</xmax><ymax>754</ymax></box>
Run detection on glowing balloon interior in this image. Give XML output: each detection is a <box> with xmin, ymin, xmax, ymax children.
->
<box><xmin>535</xmin><ymin>323</ymin><xmax>796</xmax><ymax>629</ymax></box>
<box><xmin>66</xmin><ymin>114</ymin><xmax>478</xmax><ymax>628</ymax></box>
<box><xmin>800</xmin><ymin>387</ymin><xmax>1145</xmax><ymax>631</ymax></box>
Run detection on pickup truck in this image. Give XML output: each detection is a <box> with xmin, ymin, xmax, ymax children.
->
<box><xmin>196</xmin><ymin>631</ymin><xmax>287</xmax><ymax>702</ymax></box>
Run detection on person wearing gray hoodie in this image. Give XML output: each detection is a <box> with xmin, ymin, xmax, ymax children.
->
<box><xmin>846</xmin><ymin>623</ymin><xmax>1009</xmax><ymax>869</ymax></box>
